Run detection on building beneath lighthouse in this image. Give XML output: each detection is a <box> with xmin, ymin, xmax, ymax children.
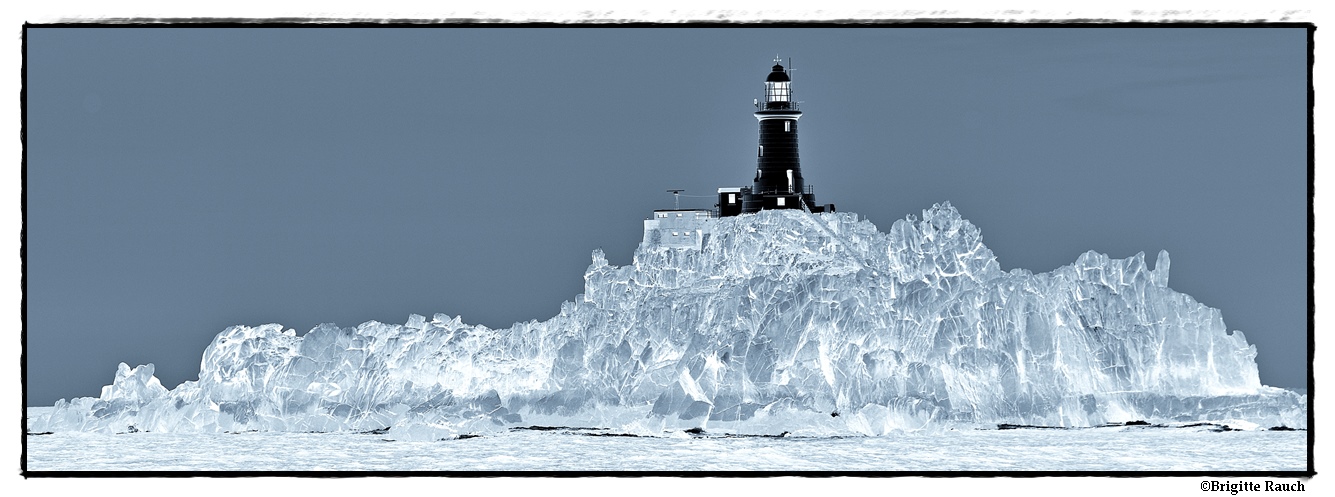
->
<box><xmin>718</xmin><ymin>58</ymin><xmax>835</xmax><ymax>217</ymax></box>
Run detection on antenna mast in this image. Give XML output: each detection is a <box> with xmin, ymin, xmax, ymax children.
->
<box><xmin>667</xmin><ymin>189</ymin><xmax>685</xmax><ymax>210</ymax></box>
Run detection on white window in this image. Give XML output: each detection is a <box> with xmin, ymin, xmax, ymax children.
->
<box><xmin>727</xmin><ymin>193</ymin><xmax>736</xmax><ymax>204</ymax></box>
<box><xmin>672</xmin><ymin>232</ymin><xmax>679</xmax><ymax>236</ymax></box>
<box><xmin>785</xmin><ymin>121</ymin><xmax>791</xmax><ymax>132</ymax></box>
<box><xmin>676</xmin><ymin>213</ymin><xmax>682</xmax><ymax>217</ymax></box>
<box><xmin>787</xmin><ymin>169</ymin><xmax>794</xmax><ymax>193</ymax></box>
<box><xmin>777</xmin><ymin>197</ymin><xmax>786</xmax><ymax>206</ymax></box>
<box><xmin>759</xmin><ymin>145</ymin><xmax>764</xmax><ymax>157</ymax></box>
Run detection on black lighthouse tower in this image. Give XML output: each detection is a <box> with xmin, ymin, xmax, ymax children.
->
<box><xmin>719</xmin><ymin>58</ymin><xmax>833</xmax><ymax>216</ymax></box>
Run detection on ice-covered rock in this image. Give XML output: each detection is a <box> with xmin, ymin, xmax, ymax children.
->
<box><xmin>100</xmin><ymin>362</ymin><xmax>168</xmax><ymax>404</ymax></box>
<box><xmin>28</xmin><ymin>203</ymin><xmax>1307</xmax><ymax>436</ymax></box>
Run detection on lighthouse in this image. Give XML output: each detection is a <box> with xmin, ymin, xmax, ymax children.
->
<box><xmin>648</xmin><ymin>58</ymin><xmax>835</xmax><ymax>248</ymax></box>
<box><xmin>718</xmin><ymin>58</ymin><xmax>833</xmax><ymax>216</ymax></box>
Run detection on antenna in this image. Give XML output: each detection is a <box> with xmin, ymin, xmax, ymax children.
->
<box><xmin>667</xmin><ymin>189</ymin><xmax>685</xmax><ymax>210</ymax></box>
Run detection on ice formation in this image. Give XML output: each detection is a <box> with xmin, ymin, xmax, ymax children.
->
<box><xmin>29</xmin><ymin>203</ymin><xmax>1306</xmax><ymax>438</ymax></box>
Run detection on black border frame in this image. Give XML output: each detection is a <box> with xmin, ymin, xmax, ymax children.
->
<box><xmin>18</xmin><ymin>19</ymin><xmax>1317</xmax><ymax>478</ymax></box>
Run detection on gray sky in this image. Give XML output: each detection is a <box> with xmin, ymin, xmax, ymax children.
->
<box><xmin>24</xmin><ymin>26</ymin><xmax>1309</xmax><ymax>406</ymax></box>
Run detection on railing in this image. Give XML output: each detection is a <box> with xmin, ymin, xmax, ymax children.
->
<box><xmin>759</xmin><ymin>100</ymin><xmax>800</xmax><ymax>111</ymax></box>
<box><xmin>747</xmin><ymin>185</ymin><xmax>815</xmax><ymax>196</ymax></box>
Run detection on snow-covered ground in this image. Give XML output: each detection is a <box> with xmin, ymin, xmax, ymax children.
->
<box><xmin>25</xmin><ymin>423</ymin><xmax>1306</xmax><ymax>472</ymax></box>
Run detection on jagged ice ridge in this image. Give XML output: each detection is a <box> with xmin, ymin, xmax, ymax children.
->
<box><xmin>30</xmin><ymin>203</ymin><xmax>1306</xmax><ymax>439</ymax></box>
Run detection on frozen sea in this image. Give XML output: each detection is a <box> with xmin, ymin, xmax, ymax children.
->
<box><xmin>25</xmin><ymin>423</ymin><xmax>1307</xmax><ymax>472</ymax></box>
